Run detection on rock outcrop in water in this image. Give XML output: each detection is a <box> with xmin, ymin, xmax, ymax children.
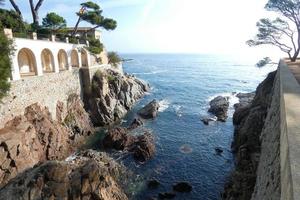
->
<box><xmin>0</xmin><ymin>150</ymin><xmax>128</xmax><ymax>200</ymax></box>
<box><xmin>208</xmin><ymin>96</ymin><xmax>229</xmax><ymax>122</ymax></box>
<box><xmin>0</xmin><ymin>95</ymin><xmax>93</xmax><ymax>187</ymax></box>
<box><xmin>103</xmin><ymin>127</ymin><xmax>155</xmax><ymax>162</ymax></box>
<box><xmin>222</xmin><ymin>71</ymin><xmax>279</xmax><ymax>200</ymax></box>
<box><xmin>138</xmin><ymin>100</ymin><xmax>160</xmax><ymax>119</ymax></box>
<box><xmin>88</xmin><ymin>69</ymin><xmax>150</xmax><ymax>126</ymax></box>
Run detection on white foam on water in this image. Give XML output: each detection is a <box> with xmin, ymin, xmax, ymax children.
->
<box><xmin>158</xmin><ymin>99</ymin><xmax>170</xmax><ymax>112</ymax></box>
<box><xmin>172</xmin><ymin>105</ymin><xmax>183</xmax><ymax>117</ymax></box>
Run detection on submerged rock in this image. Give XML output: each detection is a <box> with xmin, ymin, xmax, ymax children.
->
<box><xmin>158</xmin><ymin>192</ymin><xmax>176</xmax><ymax>199</ymax></box>
<box><xmin>215</xmin><ymin>147</ymin><xmax>224</xmax><ymax>155</ymax></box>
<box><xmin>102</xmin><ymin>128</ymin><xmax>155</xmax><ymax>162</ymax></box>
<box><xmin>208</xmin><ymin>96</ymin><xmax>229</xmax><ymax>122</ymax></box>
<box><xmin>0</xmin><ymin>150</ymin><xmax>128</xmax><ymax>200</ymax></box>
<box><xmin>89</xmin><ymin>69</ymin><xmax>150</xmax><ymax>126</ymax></box>
<box><xmin>201</xmin><ymin>116</ymin><xmax>217</xmax><ymax>125</ymax></box>
<box><xmin>173</xmin><ymin>182</ymin><xmax>193</xmax><ymax>193</ymax></box>
<box><xmin>138</xmin><ymin>100</ymin><xmax>160</xmax><ymax>119</ymax></box>
<box><xmin>128</xmin><ymin>117</ymin><xmax>144</xmax><ymax>130</ymax></box>
<box><xmin>148</xmin><ymin>179</ymin><xmax>160</xmax><ymax>189</ymax></box>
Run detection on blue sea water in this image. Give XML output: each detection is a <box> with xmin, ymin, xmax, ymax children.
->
<box><xmin>117</xmin><ymin>54</ymin><xmax>276</xmax><ymax>200</ymax></box>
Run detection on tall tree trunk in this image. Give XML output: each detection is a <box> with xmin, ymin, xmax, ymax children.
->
<box><xmin>72</xmin><ymin>17</ymin><xmax>81</xmax><ymax>37</ymax></box>
<box><xmin>291</xmin><ymin>28</ymin><xmax>300</xmax><ymax>62</ymax></box>
<box><xmin>29</xmin><ymin>0</ymin><xmax>44</xmax><ymax>26</ymax></box>
<box><xmin>8</xmin><ymin>0</ymin><xmax>22</xmax><ymax>17</ymax></box>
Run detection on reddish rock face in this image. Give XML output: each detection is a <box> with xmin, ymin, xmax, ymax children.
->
<box><xmin>0</xmin><ymin>150</ymin><xmax>128</xmax><ymax>200</ymax></box>
<box><xmin>0</xmin><ymin>95</ymin><xmax>94</xmax><ymax>187</ymax></box>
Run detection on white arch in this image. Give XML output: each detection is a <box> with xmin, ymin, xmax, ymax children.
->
<box><xmin>81</xmin><ymin>49</ymin><xmax>89</xmax><ymax>67</ymax></box>
<box><xmin>41</xmin><ymin>48</ymin><xmax>55</xmax><ymax>73</ymax></box>
<box><xmin>17</xmin><ymin>48</ymin><xmax>37</xmax><ymax>77</ymax></box>
<box><xmin>71</xmin><ymin>49</ymin><xmax>80</xmax><ymax>68</ymax></box>
<box><xmin>57</xmin><ymin>49</ymin><xmax>68</xmax><ymax>71</ymax></box>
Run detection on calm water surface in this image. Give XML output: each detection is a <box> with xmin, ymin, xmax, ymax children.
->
<box><xmin>112</xmin><ymin>54</ymin><xmax>275</xmax><ymax>200</ymax></box>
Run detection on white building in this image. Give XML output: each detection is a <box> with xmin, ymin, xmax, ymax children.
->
<box><xmin>4</xmin><ymin>28</ymin><xmax>108</xmax><ymax>81</ymax></box>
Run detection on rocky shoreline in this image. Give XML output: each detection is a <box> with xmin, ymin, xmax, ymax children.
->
<box><xmin>0</xmin><ymin>69</ymin><xmax>151</xmax><ymax>199</ymax></box>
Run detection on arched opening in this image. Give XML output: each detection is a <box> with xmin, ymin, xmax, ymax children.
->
<box><xmin>17</xmin><ymin>48</ymin><xmax>37</xmax><ymax>77</ymax></box>
<box><xmin>81</xmin><ymin>49</ymin><xmax>88</xmax><ymax>67</ymax></box>
<box><xmin>58</xmin><ymin>49</ymin><xmax>68</xmax><ymax>71</ymax></box>
<box><xmin>71</xmin><ymin>50</ymin><xmax>79</xmax><ymax>68</ymax></box>
<box><xmin>41</xmin><ymin>48</ymin><xmax>55</xmax><ymax>73</ymax></box>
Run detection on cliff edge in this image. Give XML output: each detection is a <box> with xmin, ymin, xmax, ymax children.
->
<box><xmin>223</xmin><ymin>70</ymin><xmax>280</xmax><ymax>200</ymax></box>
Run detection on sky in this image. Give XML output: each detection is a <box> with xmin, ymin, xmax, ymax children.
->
<box><xmin>3</xmin><ymin>0</ymin><xmax>284</xmax><ymax>57</ymax></box>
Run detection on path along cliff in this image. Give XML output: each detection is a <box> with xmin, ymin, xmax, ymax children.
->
<box><xmin>0</xmin><ymin>68</ymin><xmax>149</xmax><ymax>199</ymax></box>
<box><xmin>223</xmin><ymin>70</ymin><xmax>281</xmax><ymax>200</ymax></box>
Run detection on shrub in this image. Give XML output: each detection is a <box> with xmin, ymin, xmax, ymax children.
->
<box><xmin>87</xmin><ymin>37</ymin><xmax>103</xmax><ymax>54</ymax></box>
<box><xmin>107</xmin><ymin>52</ymin><xmax>121</xmax><ymax>67</ymax></box>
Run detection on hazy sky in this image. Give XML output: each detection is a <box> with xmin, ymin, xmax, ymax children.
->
<box><xmin>3</xmin><ymin>0</ymin><xmax>283</xmax><ymax>56</ymax></box>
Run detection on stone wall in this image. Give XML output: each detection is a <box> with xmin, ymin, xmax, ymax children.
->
<box><xmin>250</xmin><ymin>71</ymin><xmax>281</xmax><ymax>200</ymax></box>
<box><xmin>0</xmin><ymin>69</ymin><xmax>82</xmax><ymax>128</ymax></box>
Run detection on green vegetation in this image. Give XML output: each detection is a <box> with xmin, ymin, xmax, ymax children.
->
<box><xmin>87</xmin><ymin>37</ymin><xmax>103</xmax><ymax>54</ymax></box>
<box><xmin>107</xmin><ymin>74</ymin><xmax>116</xmax><ymax>83</ymax></box>
<box><xmin>42</xmin><ymin>12</ymin><xmax>67</xmax><ymax>34</ymax></box>
<box><xmin>72</xmin><ymin>1</ymin><xmax>117</xmax><ymax>36</ymax></box>
<box><xmin>0</xmin><ymin>24</ymin><xmax>14</xmax><ymax>100</ymax></box>
<box><xmin>107</xmin><ymin>52</ymin><xmax>122</xmax><ymax>67</ymax></box>
<box><xmin>256</xmin><ymin>57</ymin><xmax>273</xmax><ymax>68</ymax></box>
<box><xmin>248</xmin><ymin>0</ymin><xmax>300</xmax><ymax>63</ymax></box>
<box><xmin>0</xmin><ymin>9</ymin><xmax>27</xmax><ymax>33</ymax></box>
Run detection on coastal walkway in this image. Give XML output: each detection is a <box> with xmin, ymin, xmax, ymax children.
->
<box><xmin>280</xmin><ymin>60</ymin><xmax>300</xmax><ymax>200</ymax></box>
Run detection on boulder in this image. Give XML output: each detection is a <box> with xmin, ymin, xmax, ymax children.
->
<box><xmin>234</xmin><ymin>92</ymin><xmax>255</xmax><ymax>110</ymax></box>
<box><xmin>208</xmin><ymin>96</ymin><xmax>229</xmax><ymax>122</ymax></box>
<box><xmin>132</xmin><ymin>132</ymin><xmax>155</xmax><ymax>162</ymax></box>
<box><xmin>0</xmin><ymin>150</ymin><xmax>128</xmax><ymax>200</ymax></box>
<box><xmin>173</xmin><ymin>182</ymin><xmax>193</xmax><ymax>193</ymax></box>
<box><xmin>102</xmin><ymin>128</ymin><xmax>155</xmax><ymax>162</ymax></box>
<box><xmin>102</xmin><ymin>127</ymin><xmax>135</xmax><ymax>150</ymax></box>
<box><xmin>138</xmin><ymin>100</ymin><xmax>160</xmax><ymax>119</ymax></box>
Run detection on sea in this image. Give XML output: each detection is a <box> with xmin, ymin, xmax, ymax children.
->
<box><xmin>113</xmin><ymin>54</ymin><xmax>276</xmax><ymax>200</ymax></box>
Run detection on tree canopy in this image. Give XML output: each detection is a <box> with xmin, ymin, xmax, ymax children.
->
<box><xmin>0</xmin><ymin>22</ymin><xmax>13</xmax><ymax>100</ymax></box>
<box><xmin>0</xmin><ymin>8</ymin><xmax>27</xmax><ymax>32</ymax></box>
<box><xmin>248</xmin><ymin>0</ymin><xmax>300</xmax><ymax>62</ymax></box>
<box><xmin>72</xmin><ymin>1</ymin><xmax>117</xmax><ymax>36</ymax></box>
<box><xmin>42</xmin><ymin>12</ymin><xmax>66</xmax><ymax>33</ymax></box>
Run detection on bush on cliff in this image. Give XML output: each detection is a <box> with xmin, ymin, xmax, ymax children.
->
<box><xmin>0</xmin><ymin>25</ymin><xmax>13</xmax><ymax>100</ymax></box>
<box><xmin>108</xmin><ymin>52</ymin><xmax>122</xmax><ymax>67</ymax></box>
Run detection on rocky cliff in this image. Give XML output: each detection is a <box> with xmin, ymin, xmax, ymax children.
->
<box><xmin>88</xmin><ymin>69</ymin><xmax>150</xmax><ymax>126</ymax></box>
<box><xmin>0</xmin><ymin>94</ymin><xmax>93</xmax><ymax>187</ymax></box>
<box><xmin>223</xmin><ymin>70</ymin><xmax>280</xmax><ymax>200</ymax></box>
